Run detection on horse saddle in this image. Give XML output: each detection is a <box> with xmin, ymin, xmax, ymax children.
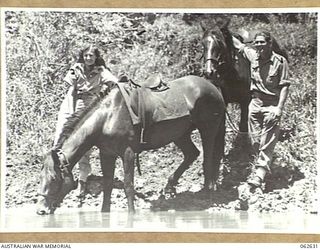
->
<box><xmin>129</xmin><ymin>73</ymin><xmax>169</xmax><ymax>91</ymax></box>
<box><xmin>117</xmin><ymin>74</ymin><xmax>189</xmax><ymax>143</ymax></box>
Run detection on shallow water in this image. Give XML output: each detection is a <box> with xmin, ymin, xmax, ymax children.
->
<box><xmin>2</xmin><ymin>205</ymin><xmax>320</xmax><ymax>233</ymax></box>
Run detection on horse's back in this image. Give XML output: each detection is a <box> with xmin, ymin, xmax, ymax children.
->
<box><xmin>140</xmin><ymin>75</ymin><xmax>225</xmax><ymax>149</ymax></box>
<box><xmin>169</xmin><ymin>75</ymin><xmax>225</xmax><ymax>108</ymax></box>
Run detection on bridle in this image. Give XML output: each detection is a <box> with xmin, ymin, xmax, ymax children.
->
<box><xmin>202</xmin><ymin>33</ymin><xmax>227</xmax><ymax>78</ymax></box>
<box><xmin>37</xmin><ymin>149</ymin><xmax>73</xmax><ymax>201</ymax></box>
<box><xmin>54</xmin><ymin>149</ymin><xmax>71</xmax><ymax>177</ymax></box>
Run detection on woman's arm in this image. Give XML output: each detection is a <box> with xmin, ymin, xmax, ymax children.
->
<box><xmin>232</xmin><ymin>35</ymin><xmax>245</xmax><ymax>50</ymax></box>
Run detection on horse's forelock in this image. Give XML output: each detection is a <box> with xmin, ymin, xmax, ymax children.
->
<box><xmin>203</xmin><ymin>28</ymin><xmax>227</xmax><ymax>47</ymax></box>
<box><xmin>203</xmin><ymin>28</ymin><xmax>232</xmax><ymax>64</ymax></box>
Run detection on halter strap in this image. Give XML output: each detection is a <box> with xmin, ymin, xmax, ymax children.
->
<box><xmin>55</xmin><ymin>149</ymin><xmax>71</xmax><ymax>175</ymax></box>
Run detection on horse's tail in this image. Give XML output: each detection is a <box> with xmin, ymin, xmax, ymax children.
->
<box><xmin>135</xmin><ymin>153</ymin><xmax>142</xmax><ymax>176</ymax></box>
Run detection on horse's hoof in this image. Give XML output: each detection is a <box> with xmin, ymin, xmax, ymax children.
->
<box><xmin>161</xmin><ymin>187</ymin><xmax>176</xmax><ymax>199</ymax></box>
<box><xmin>36</xmin><ymin>209</ymin><xmax>48</xmax><ymax>215</ymax></box>
<box><xmin>78</xmin><ymin>201</ymin><xmax>83</xmax><ymax>208</ymax></box>
<box><xmin>164</xmin><ymin>193</ymin><xmax>175</xmax><ymax>200</ymax></box>
<box><xmin>239</xmin><ymin>199</ymin><xmax>249</xmax><ymax>210</ymax></box>
<box><xmin>101</xmin><ymin>208</ymin><xmax>111</xmax><ymax>213</ymax></box>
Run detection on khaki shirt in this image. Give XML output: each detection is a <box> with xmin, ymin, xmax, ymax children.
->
<box><xmin>63</xmin><ymin>63</ymin><xmax>118</xmax><ymax>94</ymax></box>
<box><xmin>239</xmin><ymin>45</ymin><xmax>290</xmax><ymax>97</ymax></box>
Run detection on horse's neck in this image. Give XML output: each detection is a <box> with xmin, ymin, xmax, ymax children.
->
<box><xmin>61</xmin><ymin>89</ymin><xmax>121</xmax><ymax>167</ymax></box>
<box><xmin>221</xmin><ymin>60</ymin><xmax>240</xmax><ymax>84</ymax></box>
<box><xmin>233</xmin><ymin>52</ymin><xmax>250</xmax><ymax>82</ymax></box>
<box><xmin>222</xmin><ymin>45</ymin><xmax>250</xmax><ymax>84</ymax></box>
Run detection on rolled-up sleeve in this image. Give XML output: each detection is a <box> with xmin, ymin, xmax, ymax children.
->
<box><xmin>279</xmin><ymin>59</ymin><xmax>291</xmax><ymax>87</ymax></box>
<box><xmin>101</xmin><ymin>68</ymin><xmax>118</xmax><ymax>84</ymax></box>
<box><xmin>63</xmin><ymin>65</ymin><xmax>80</xmax><ymax>86</ymax></box>
<box><xmin>240</xmin><ymin>46</ymin><xmax>259</xmax><ymax>67</ymax></box>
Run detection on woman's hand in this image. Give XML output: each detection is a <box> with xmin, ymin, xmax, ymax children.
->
<box><xmin>265</xmin><ymin>106</ymin><xmax>282</xmax><ymax>124</ymax></box>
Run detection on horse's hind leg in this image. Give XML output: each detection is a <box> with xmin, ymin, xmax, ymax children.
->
<box><xmin>163</xmin><ymin>132</ymin><xmax>200</xmax><ymax>197</ymax></box>
<box><xmin>197</xmin><ymin>116</ymin><xmax>224</xmax><ymax>193</ymax></box>
<box><xmin>211</xmin><ymin>117</ymin><xmax>225</xmax><ymax>186</ymax></box>
<box><xmin>100</xmin><ymin>150</ymin><xmax>117</xmax><ymax>212</ymax></box>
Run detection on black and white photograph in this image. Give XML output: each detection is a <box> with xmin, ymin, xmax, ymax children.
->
<box><xmin>1</xmin><ymin>8</ymin><xmax>319</xmax><ymax>233</ymax></box>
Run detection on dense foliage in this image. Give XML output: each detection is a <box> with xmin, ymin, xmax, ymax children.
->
<box><xmin>4</xmin><ymin>11</ymin><xmax>318</xmax><ymax>212</ymax></box>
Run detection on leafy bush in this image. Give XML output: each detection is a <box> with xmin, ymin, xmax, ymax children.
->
<box><xmin>5</xmin><ymin>12</ymin><xmax>317</xmax><ymax>204</ymax></box>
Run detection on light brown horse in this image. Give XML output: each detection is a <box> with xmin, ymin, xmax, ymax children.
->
<box><xmin>36</xmin><ymin>75</ymin><xmax>225</xmax><ymax>214</ymax></box>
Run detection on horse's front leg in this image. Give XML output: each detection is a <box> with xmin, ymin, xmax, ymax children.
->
<box><xmin>100</xmin><ymin>150</ymin><xmax>117</xmax><ymax>212</ymax></box>
<box><xmin>122</xmin><ymin>146</ymin><xmax>135</xmax><ymax>213</ymax></box>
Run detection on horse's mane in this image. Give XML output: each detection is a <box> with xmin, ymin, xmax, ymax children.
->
<box><xmin>270</xmin><ymin>38</ymin><xmax>289</xmax><ymax>62</ymax></box>
<box><xmin>54</xmin><ymin>92</ymin><xmax>104</xmax><ymax>150</ymax></box>
<box><xmin>219</xmin><ymin>27</ymin><xmax>235</xmax><ymax>65</ymax></box>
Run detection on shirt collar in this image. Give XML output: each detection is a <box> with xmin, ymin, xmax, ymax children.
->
<box><xmin>74</xmin><ymin>63</ymin><xmax>105</xmax><ymax>74</ymax></box>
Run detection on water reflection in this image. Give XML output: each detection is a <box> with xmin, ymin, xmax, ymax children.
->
<box><xmin>3</xmin><ymin>205</ymin><xmax>320</xmax><ymax>233</ymax></box>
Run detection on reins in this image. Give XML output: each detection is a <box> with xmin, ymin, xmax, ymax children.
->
<box><xmin>203</xmin><ymin>29</ymin><xmax>275</xmax><ymax>139</ymax></box>
<box><xmin>52</xmin><ymin>148</ymin><xmax>72</xmax><ymax>177</ymax></box>
<box><xmin>225</xmin><ymin>108</ymin><xmax>279</xmax><ymax>138</ymax></box>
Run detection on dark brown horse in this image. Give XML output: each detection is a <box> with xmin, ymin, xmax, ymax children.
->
<box><xmin>36</xmin><ymin>75</ymin><xmax>225</xmax><ymax>214</ymax></box>
<box><xmin>202</xmin><ymin>21</ymin><xmax>288</xmax><ymax>132</ymax></box>
<box><xmin>202</xmin><ymin>22</ymin><xmax>251</xmax><ymax>132</ymax></box>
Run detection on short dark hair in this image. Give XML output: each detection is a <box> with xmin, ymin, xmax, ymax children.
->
<box><xmin>254</xmin><ymin>31</ymin><xmax>272</xmax><ymax>43</ymax></box>
<box><xmin>77</xmin><ymin>45</ymin><xmax>106</xmax><ymax>67</ymax></box>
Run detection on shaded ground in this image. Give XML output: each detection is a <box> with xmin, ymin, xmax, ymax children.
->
<box><xmin>5</xmin><ymin>125</ymin><xmax>318</xmax><ymax>215</ymax></box>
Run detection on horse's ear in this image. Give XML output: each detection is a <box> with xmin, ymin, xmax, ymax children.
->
<box><xmin>200</xmin><ymin>21</ymin><xmax>206</xmax><ymax>32</ymax></box>
<box><xmin>222</xmin><ymin>18</ymin><xmax>230</xmax><ymax>29</ymax></box>
<box><xmin>216</xmin><ymin>17</ymin><xmax>230</xmax><ymax>31</ymax></box>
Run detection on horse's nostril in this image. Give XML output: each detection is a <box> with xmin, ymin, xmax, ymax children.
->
<box><xmin>36</xmin><ymin>209</ymin><xmax>46</xmax><ymax>215</ymax></box>
<box><xmin>204</xmin><ymin>70</ymin><xmax>213</xmax><ymax>78</ymax></box>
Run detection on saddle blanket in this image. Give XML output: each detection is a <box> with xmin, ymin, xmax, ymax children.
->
<box><xmin>117</xmin><ymin>81</ymin><xmax>190</xmax><ymax>125</ymax></box>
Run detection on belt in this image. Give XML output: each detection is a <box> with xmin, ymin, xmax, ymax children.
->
<box><xmin>77</xmin><ymin>92</ymin><xmax>99</xmax><ymax>99</ymax></box>
<box><xmin>251</xmin><ymin>91</ymin><xmax>278</xmax><ymax>101</ymax></box>
<box><xmin>77</xmin><ymin>92</ymin><xmax>89</xmax><ymax>99</ymax></box>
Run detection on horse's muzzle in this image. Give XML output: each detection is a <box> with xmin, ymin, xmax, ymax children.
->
<box><xmin>204</xmin><ymin>70</ymin><xmax>212</xmax><ymax>79</ymax></box>
<box><xmin>204</xmin><ymin>69</ymin><xmax>220</xmax><ymax>81</ymax></box>
<box><xmin>36</xmin><ymin>197</ymin><xmax>57</xmax><ymax>215</ymax></box>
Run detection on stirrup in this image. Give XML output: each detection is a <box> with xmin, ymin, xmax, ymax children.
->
<box><xmin>140</xmin><ymin>128</ymin><xmax>147</xmax><ymax>144</ymax></box>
